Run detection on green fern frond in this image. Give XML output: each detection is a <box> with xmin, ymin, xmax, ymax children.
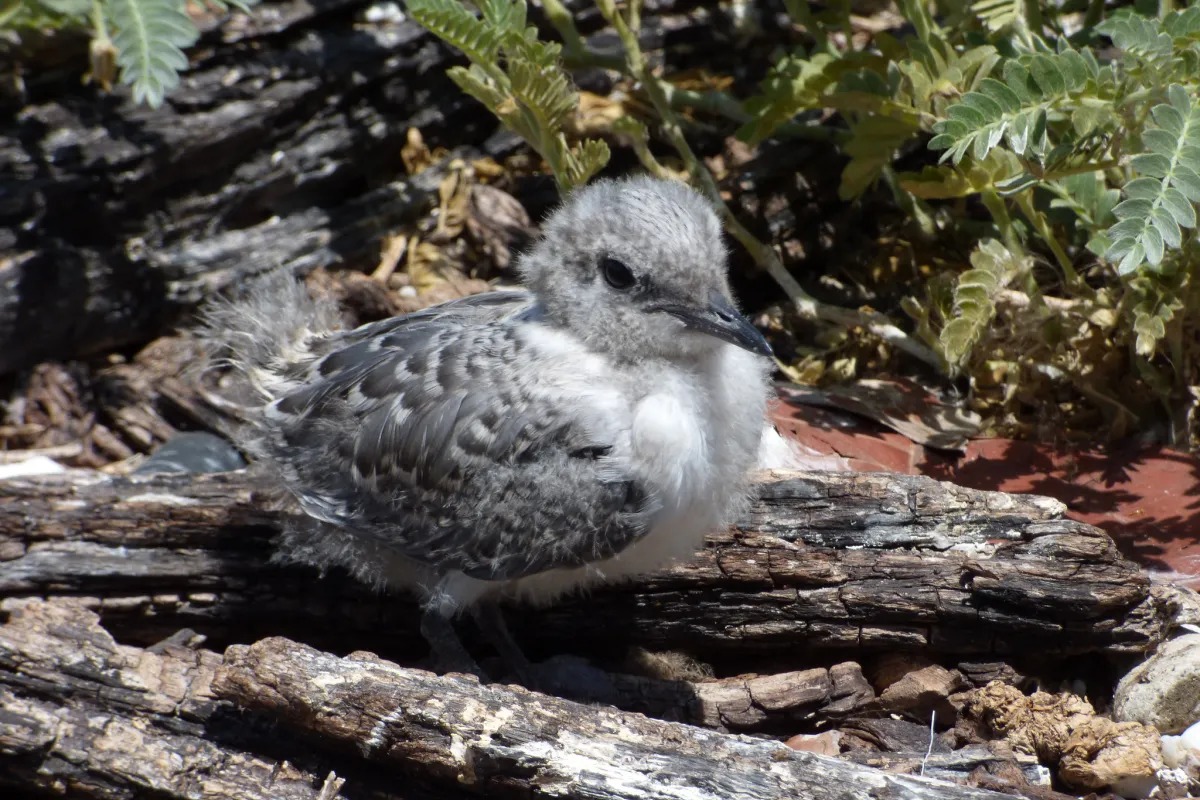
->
<box><xmin>1132</xmin><ymin>308</ymin><xmax>1169</xmax><ymax>357</ymax></box>
<box><xmin>1163</xmin><ymin>5</ymin><xmax>1200</xmax><ymax>44</ymax></box>
<box><xmin>407</xmin><ymin>0</ymin><xmax>505</xmax><ymax>66</ymax></box>
<box><xmin>508</xmin><ymin>58</ymin><xmax>577</xmax><ymax>142</ymax></box>
<box><xmin>898</xmin><ymin>43</ymin><xmax>1000</xmax><ymax>119</ymax></box>
<box><xmin>898</xmin><ymin>149</ymin><xmax>1023</xmax><ymax>198</ymax></box>
<box><xmin>507</xmin><ymin>33</ymin><xmax>563</xmax><ymax>68</ymax></box>
<box><xmin>839</xmin><ymin>115</ymin><xmax>921</xmax><ymax>199</ymax></box>
<box><xmin>108</xmin><ymin>0</ymin><xmax>198</xmax><ymax>108</ymax></box>
<box><xmin>478</xmin><ymin>0</ymin><xmax>525</xmax><ymax>33</ymax></box>
<box><xmin>929</xmin><ymin>47</ymin><xmax>1101</xmax><ymax>164</ymax></box>
<box><xmin>563</xmin><ymin>137</ymin><xmax>610</xmax><ymax>189</ymax></box>
<box><xmin>447</xmin><ymin>64</ymin><xmax>510</xmax><ymax>117</ymax></box>
<box><xmin>940</xmin><ymin>239</ymin><xmax>1029</xmax><ymax>367</ymax></box>
<box><xmin>413</xmin><ymin>0</ymin><xmax>608</xmax><ymax>193</ymax></box>
<box><xmin>737</xmin><ymin>52</ymin><xmax>839</xmax><ymax>145</ymax></box>
<box><xmin>1048</xmin><ymin>172</ymin><xmax>1120</xmax><ymax>232</ymax></box>
<box><xmin>737</xmin><ymin>50</ymin><xmax>917</xmax><ymax>144</ymax></box>
<box><xmin>1100</xmin><ymin>84</ymin><xmax>1200</xmax><ymax>274</ymax></box>
<box><xmin>823</xmin><ymin>63</ymin><xmax>930</xmax><ymax>128</ymax></box>
<box><xmin>1096</xmin><ymin>10</ymin><xmax>1174</xmax><ymax>63</ymax></box>
<box><xmin>1127</xmin><ymin>275</ymin><xmax>1185</xmax><ymax>357</ymax></box>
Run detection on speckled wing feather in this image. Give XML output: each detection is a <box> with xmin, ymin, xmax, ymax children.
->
<box><xmin>257</xmin><ymin>290</ymin><xmax>654</xmax><ymax>581</ymax></box>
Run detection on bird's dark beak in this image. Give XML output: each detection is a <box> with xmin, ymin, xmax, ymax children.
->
<box><xmin>655</xmin><ymin>291</ymin><xmax>773</xmax><ymax>357</ymax></box>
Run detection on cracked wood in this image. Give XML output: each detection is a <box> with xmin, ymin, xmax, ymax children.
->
<box><xmin>0</xmin><ymin>469</ymin><xmax>1170</xmax><ymax>661</ymax></box>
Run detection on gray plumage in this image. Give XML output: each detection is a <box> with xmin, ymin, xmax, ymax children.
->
<box><xmin>200</xmin><ymin>176</ymin><xmax>774</xmax><ymax>675</ymax></box>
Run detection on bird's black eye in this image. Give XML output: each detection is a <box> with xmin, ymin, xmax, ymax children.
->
<box><xmin>600</xmin><ymin>257</ymin><xmax>636</xmax><ymax>291</ymax></box>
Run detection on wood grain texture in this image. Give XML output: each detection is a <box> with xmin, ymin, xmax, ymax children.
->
<box><xmin>0</xmin><ymin>598</ymin><xmax>343</xmax><ymax>799</ymax></box>
<box><xmin>0</xmin><ymin>468</ymin><xmax>1171</xmax><ymax>661</ymax></box>
<box><xmin>0</xmin><ymin>598</ymin><xmax>1031</xmax><ymax>800</ymax></box>
<box><xmin>212</xmin><ymin>634</ymin><xmax>1018</xmax><ymax>800</ymax></box>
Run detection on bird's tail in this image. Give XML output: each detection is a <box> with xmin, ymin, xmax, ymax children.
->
<box><xmin>195</xmin><ymin>270</ymin><xmax>345</xmax><ymax>406</ymax></box>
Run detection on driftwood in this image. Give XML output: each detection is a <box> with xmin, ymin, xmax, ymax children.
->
<box><xmin>0</xmin><ymin>467</ymin><xmax>1171</xmax><ymax>664</ymax></box>
<box><xmin>1</xmin><ymin>597</ymin><xmax>1024</xmax><ymax>800</ymax></box>
<box><xmin>0</xmin><ymin>467</ymin><xmax>1172</xmax><ymax>798</ymax></box>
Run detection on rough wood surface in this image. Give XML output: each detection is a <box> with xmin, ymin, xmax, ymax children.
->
<box><xmin>0</xmin><ymin>468</ymin><xmax>1172</xmax><ymax>665</ymax></box>
<box><xmin>0</xmin><ymin>598</ymin><xmax>351</xmax><ymax>799</ymax></box>
<box><xmin>0</xmin><ymin>0</ymin><xmax>477</xmax><ymax>375</ymax></box>
<box><xmin>0</xmin><ymin>597</ymin><xmax>1030</xmax><ymax>800</ymax></box>
<box><xmin>528</xmin><ymin>655</ymin><xmax>876</xmax><ymax>731</ymax></box>
<box><xmin>214</xmin><ymin>634</ymin><xmax>1020</xmax><ymax>800</ymax></box>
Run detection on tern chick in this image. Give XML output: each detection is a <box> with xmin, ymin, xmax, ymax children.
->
<box><xmin>201</xmin><ymin>176</ymin><xmax>774</xmax><ymax>677</ymax></box>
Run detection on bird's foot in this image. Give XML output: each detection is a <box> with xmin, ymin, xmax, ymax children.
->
<box><xmin>471</xmin><ymin>602</ymin><xmax>539</xmax><ymax>687</ymax></box>
<box><xmin>419</xmin><ymin>601</ymin><xmax>488</xmax><ymax>681</ymax></box>
<box><xmin>420</xmin><ymin>594</ymin><xmax>543</xmax><ymax>687</ymax></box>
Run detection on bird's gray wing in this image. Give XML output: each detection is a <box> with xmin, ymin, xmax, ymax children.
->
<box><xmin>261</xmin><ymin>291</ymin><xmax>654</xmax><ymax>581</ymax></box>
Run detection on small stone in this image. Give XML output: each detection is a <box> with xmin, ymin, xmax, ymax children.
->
<box><xmin>1114</xmin><ymin>634</ymin><xmax>1200</xmax><ymax>735</ymax></box>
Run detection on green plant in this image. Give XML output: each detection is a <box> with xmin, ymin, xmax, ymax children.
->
<box><xmin>2</xmin><ymin>0</ymin><xmax>259</xmax><ymax>107</ymax></box>
<box><xmin>411</xmin><ymin>0</ymin><xmax>1200</xmax><ymax>446</ymax></box>
<box><xmin>407</xmin><ymin>0</ymin><xmax>608</xmax><ymax>193</ymax></box>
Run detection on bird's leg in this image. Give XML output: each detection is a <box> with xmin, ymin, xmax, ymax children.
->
<box><xmin>470</xmin><ymin>601</ymin><xmax>535</xmax><ymax>684</ymax></box>
<box><xmin>419</xmin><ymin>591</ymin><xmax>486</xmax><ymax>680</ymax></box>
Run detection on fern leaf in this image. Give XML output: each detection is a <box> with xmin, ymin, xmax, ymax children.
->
<box><xmin>108</xmin><ymin>0</ymin><xmax>199</xmax><ymax>108</ymax></box>
<box><xmin>737</xmin><ymin>52</ymin><xmax>839</xmax><ymax>145</ymax></box>
<box><xmin>839</xmin><ymin>115</ymin><xmax>920</xmax><ymax>199</ymax></box>
<box><xmin>478</xmin><ymin>0</ymin><xmax>525</xmax><ymax>33</ymax></box>
<box><xmin>971</xmin><ymin>0</ymin><xmax>1022</xmax><ymax>33</ymax></box>
<box><xmin>508</xmin><ymin>57</ymin><xmax>576</xmax><ymax>141</ymax></box>
<box><xmin>898</xmin><ymin>149</ymin><xmax>1022</xmax><ymax>198</ymax></box>
<box><xmin>1133</xmin><ymin>311</ymin><xmax>1167</xmax><ymax>357</ymax></box>
<box><xmin>563</xmin><ymin>137</ymin><xmax>610</xmax><ymax>190</ymax></box>
<box><xmin>1101</xmin><ymin>84</ymin><xmax>1200</xmax><ymax>274</ymax></box>
<box><xmin>929</xmin><ymin>48</ymin><xmax>1100</xmax><ymax>164</ymax></box>
<box><xmin>447</xmin><ymin>64</ymin><xmax>508</xmax><ymax>115</ymax></box>
<box><xmin>1096</xmin><ymin>10</ymin><xmax>1174</xmax><ymax>63</ymax></box>
<box><xmin>407</xmin><ymin>0</ymin><xmax>504</xmax><ymax>66</ymax></box>
<box><xmin>1163</xmin><ymin>5</ymin><xmax>1200</xmax><ymax>44</ymax></box>
<box><xmin>507</xmin><ymin>33</ymin><xmax>563</xmax><ymax>68</ymax></box>
<box><xmin>940</xmin><ymin>239</ymin><xmax>1027</xmax><ymax>366</ymax></box>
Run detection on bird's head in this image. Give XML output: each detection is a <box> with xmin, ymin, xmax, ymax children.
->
<box><xmin>517</xmin><ymin>176</ymin><xmax>772</xmax><ymax>364</ymax></box>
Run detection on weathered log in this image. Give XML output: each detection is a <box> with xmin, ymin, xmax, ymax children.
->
<box><xmin>0</xmin><ymin>468</ymin><xmax>1172</xmax><ymax>666</ymax></box>
<box><xmin>214</xmin><ymin>634</ymin><xmax>1021</xmax><ymax>800</ymax></box>
<box><xmin>0</xmin><ymin>597</ymin><xmax>335</xmax><ymax>799</ymax></box>
<box><xmin>0</xmin><ymin>597</ymin><xmax>1023</xmax><ymax>800</ymax></box>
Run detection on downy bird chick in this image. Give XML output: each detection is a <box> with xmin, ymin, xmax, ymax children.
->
<box><xmin>201</xmin><ymin>176</ymin><xmax>774</xmax><ymax>677</ymax></box>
